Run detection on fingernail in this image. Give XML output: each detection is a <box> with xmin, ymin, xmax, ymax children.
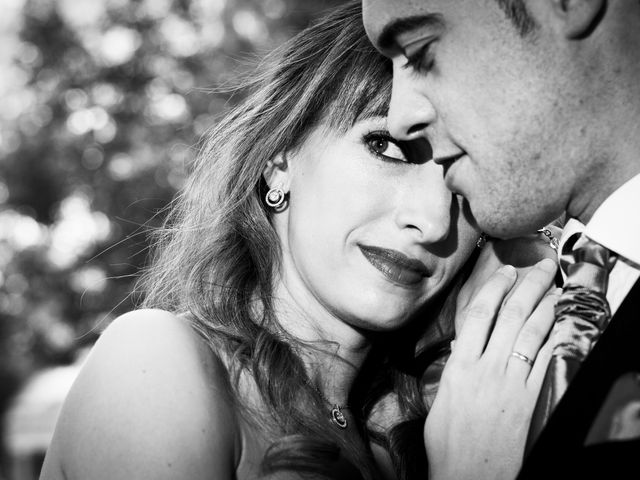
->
<box><xmin>537</xmin><ymin>258</ymin><xmax>557</xmax><ymax>273</ymax></box>
<box><xmin>499</xmin><ymin>264</ymin><xmax>517</xmax><ymax>278</ymax></box>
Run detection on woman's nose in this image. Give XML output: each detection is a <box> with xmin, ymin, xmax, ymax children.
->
<box><xmin>394</xmin><ymin>162</ymin><xmax>452</xmax><ymax>245</ymax></box>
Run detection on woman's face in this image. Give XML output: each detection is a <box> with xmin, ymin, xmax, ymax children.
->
<box><xmin>271</xmin><ymin>115</ymin><xmax>478</xmax><ymax>332</ymax></box>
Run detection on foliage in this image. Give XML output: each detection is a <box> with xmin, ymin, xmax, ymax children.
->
<box><xmin>0</xmin><ymin>0</ymin><xmax>345</xmax><ymax>469</ymax></box>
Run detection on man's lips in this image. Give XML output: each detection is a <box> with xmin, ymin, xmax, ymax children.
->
<box><xmin>358</xmin><ymin>245</ymin><xmax>429</xmax><ymax>287</ymax></box>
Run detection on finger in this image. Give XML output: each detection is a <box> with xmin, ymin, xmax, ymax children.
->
<box><xmin>453</xmin><ymin>264</ymin><xmax>517</xmax><ymax>362</ymax></box>
<box><xmin>455</xmin><ymin>241</ymin><xmax>504</xmax><ymax>314</ymax></box>
<box><xmin>484</xmin><ymin>258</ymin><xmax>557</xmax><ymax>361</ymax></box>
<box><xmin>506</xmin><ymin>288</ymin><xmax>561</xmax><ymax>381</ymax></box>
<box><xmin>526</xmin><ymin>337</ymin><xmax>554</xmax><ymax>391</ymax></box>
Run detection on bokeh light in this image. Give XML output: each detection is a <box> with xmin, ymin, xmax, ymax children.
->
<box><xmin>0</xmin><ymin>1</ymin><xmax>347</xmax><ymax>478</ymax></box>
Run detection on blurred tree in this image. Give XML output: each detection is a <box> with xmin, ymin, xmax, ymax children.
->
<box><xmin>0</xmin><ymin>0</ymin><xmax>347</xmax><ymax>475</ymax></box>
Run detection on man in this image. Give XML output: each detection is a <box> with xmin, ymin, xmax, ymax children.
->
<box><xmin>363</xmin><ymin>0</ymin><xmax>640</xmax><ymax>477</ymax></box>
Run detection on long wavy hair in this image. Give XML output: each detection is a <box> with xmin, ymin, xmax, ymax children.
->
<box><xmin>139</xmin><ymin>2</ymin><xmax>474</xmax><ymax>478</ymax></box>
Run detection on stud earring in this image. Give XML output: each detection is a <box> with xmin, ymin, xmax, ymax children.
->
<box><xmin>265</xmin><ymin>185</ymin><xmax>286</xmax><ymax>209</ymax></box>
<box><xmin>476</xmin><ymin>233</ymin><xmax>487</xmax><ymax>249</ymax></box>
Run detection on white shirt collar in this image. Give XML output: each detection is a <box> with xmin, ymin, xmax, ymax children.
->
<box><xmin>559</xmin><ymin>218</ymin><xmax>586</xmax><ymax>250</ymax></box>
<box><xmin>558</xmin><ymin>174</ymin><xmax>640</xmax><ymax>264</ymax></box>
<box><xmin>583</xmin><ymin>173</ymin><xmax>640</xmax><ymax>266</ymax></box>
<box><xmin>557</xmin><ymin>174</ymin><xmax>640</xmax><ymax>313</ymax></box>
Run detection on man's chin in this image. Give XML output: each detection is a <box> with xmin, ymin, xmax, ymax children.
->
<box><xmin>459</xmin><ymin>195</ymin><xmax>481</xmax><ymax>231</ymax></box>
<box><xmin>477</xmin><ymin>215</ymin><xmax>550</xmax><ymax>240</ymax></box>
<box><xmin>459</xmin><ymin>195</ymin><xmax>535</xmax><ymax>238</ymax></box>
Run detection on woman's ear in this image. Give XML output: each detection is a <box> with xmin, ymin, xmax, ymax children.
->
<box><xmin>548</xmin><ymin>0</ymin><xmax>606</xmax><ymax>39</ymax></box>
<box><xmin>262</xmin><ymin>152</ymin><xmax>291</xmax><ymax>191</ymax></box>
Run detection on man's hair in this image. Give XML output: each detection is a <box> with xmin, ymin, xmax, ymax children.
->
<box><xmin>495</xmin><ymin>0</ymin><xmax>537</xmax><ymax>35</ymax></box>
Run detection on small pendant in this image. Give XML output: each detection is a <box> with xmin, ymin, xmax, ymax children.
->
<box><xmin>331</xmin><ymin>405</ymin><xmax>347</xmax><ymax>429</ymax></box>
<box><xmin>537</xmin><ymin>228</ymin><xmax>559</xmax><ymax>251</ymax></box>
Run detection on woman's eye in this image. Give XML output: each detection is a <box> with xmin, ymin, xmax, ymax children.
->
<box><xmin>365</xmin><ymin>133</ymin><xmax>407</xmax><ymax>162</ymax></box>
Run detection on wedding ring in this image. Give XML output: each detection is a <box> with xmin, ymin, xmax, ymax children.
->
<box><xmin>510</xmin><ymin>351</ymin><xmax>534</xmax><ymax>366</ymax></box>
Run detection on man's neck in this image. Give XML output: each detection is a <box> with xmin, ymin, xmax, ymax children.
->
<box><xmin>569</xmin><ymin>159</ymin><xmax>640</xmax><ymax>225</ymax></box>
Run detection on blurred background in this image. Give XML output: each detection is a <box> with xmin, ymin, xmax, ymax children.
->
<box><xmin>0</xmin><ymin>0</ymin><xmax>345</xmax><ymax>478</ymax></box>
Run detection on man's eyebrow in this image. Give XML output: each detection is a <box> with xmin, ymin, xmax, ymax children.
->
<box><xmin>378</xmin><ymin>14</ymin><xmax>445</xmax><ymax>51</ymax></box>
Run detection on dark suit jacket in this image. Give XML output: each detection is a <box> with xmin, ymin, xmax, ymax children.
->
<box><xmin>518</xmin><ymin>278</ymin><xmax>640</xmax><ymax>479</ymax></box>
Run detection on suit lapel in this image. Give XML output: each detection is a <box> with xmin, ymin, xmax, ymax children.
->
<box><xmin>519</xmin><ymin>277</ymin><xmax>640</xmax><ymax>477</ymax></box>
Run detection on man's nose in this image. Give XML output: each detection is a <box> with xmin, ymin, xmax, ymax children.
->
<box><xmin>387</xmin><ymin>59</ymin><xmax>437</xmax><ymax>141</ymax></box>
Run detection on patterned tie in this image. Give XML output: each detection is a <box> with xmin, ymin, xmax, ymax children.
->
<box><xmin>526</xmin><ymin>233</ymin><xmax>617</xmax><ymax>449</ymax></box>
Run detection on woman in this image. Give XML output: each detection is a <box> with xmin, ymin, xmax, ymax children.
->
<box><xmin>39</xmin><ymin>2</ymin><xmax>559</xmax><ymax>479</ymax></box>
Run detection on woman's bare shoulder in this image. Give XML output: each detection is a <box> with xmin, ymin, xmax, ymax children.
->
<box><xmin>40</xmin><ymin>309</ymin><xmax>241</xmax><ymax>480</ymax></box>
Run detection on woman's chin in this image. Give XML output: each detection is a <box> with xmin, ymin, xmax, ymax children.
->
<box><xmin>346</xmin><ymin>303</ymin><xmax>418</xmax><ymax>332</ymax></box>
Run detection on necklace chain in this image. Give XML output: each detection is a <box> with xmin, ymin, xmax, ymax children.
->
<box><xmin>306</xmin><ymin>379</ymin><xmax>350</xmax><ymax>429</ymax></box>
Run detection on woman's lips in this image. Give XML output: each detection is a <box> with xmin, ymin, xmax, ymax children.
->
<box><xmin>358</xmin><ymin>245</ymin><xmax>429</xmax><ymax>287</ymax></box>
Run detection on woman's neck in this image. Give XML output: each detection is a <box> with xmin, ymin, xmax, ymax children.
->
<box><xmin>271</xmin><ymin>278</ymin><xmax>372</xmax><ymax>407</ymax></box>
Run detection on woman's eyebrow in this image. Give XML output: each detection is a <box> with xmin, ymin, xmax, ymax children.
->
<box><xmin>378</xmin><ymin>14</ymin><xmax>445</xmax><ymax>52</ymax></box>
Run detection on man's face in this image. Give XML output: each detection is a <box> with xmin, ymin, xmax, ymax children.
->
<box><xmin>363</xmin><ymin>0</ymin><xmax>581</xmax><ymax>238</ymax></box>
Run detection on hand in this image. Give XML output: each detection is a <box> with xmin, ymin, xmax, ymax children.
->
<box><xmin>456</xmin><ymin>229</ymin><xmax>561</xmax><ymax>320</ymax></box>
<box><xmin>424</xmin><ymin>259</ymin><xmax>559</xmax><ymax>480</ymax></box>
